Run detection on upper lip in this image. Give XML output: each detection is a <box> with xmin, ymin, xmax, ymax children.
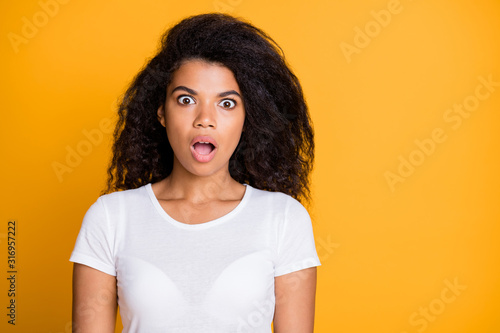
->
<box><xmin>190</xmin><ymin>135</ymin><xmax>218</xmax><ymax>148</ymax></box>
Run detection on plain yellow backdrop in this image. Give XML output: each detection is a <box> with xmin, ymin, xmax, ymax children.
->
<box><xmin>1</xmin><ymin>0</ymin><xmax>499</xmax><ymax>332</ymax></box>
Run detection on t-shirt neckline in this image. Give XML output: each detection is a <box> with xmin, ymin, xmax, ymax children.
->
<box><xmin>145</xmin><ymin>182</ymin><xmax>251</xmax><ymax>230</ymax></box>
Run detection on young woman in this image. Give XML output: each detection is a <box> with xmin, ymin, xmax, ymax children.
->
<box><xmin>70</xmin><ymin>13</ymin><xmax>320</xmax><ymax>333</ymax></box>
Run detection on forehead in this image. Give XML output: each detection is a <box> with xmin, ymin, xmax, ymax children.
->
<box><xmin>168</xmin><ymin>60</ymin><xmax>240</xmax><ymax>93</ymax></box>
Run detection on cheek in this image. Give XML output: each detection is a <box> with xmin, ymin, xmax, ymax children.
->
<box><xmin>165</xmin><ymin>121</ymin><xmax>186</xmax><ymax>150</ymax></box>
<box><xmin>226</xmin><ymin>118</ymin><xmax>245</xmax><ymax>147</ymax></box>
<box><xmin>224</xmin><ymin>110</ymin><xmax>245</xmax><ymax>130</ymax></box>
<box><xmin>165</xmin><ymin>109</ymin><xmax>187</xmax><ymax>135</ymax></box>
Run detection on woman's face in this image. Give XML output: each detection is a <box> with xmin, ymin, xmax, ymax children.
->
<box><xmin>157</xmin><ymin>59</ymin><xmax>245</xmax><ymax>178</ymax></box>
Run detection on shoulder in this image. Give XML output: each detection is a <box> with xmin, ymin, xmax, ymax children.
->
<box><xmin>97</xmin><ymin>184</ymin><xmax>150</xmax><ymax>207</ymax></box>
<box><xmin>83</xmin><ymin>185</ymin><xmax>150</xmax><ymax>220</ymax></box>
<box><xmin>246</xmin><ymin>185</ymin><xmax>309</xmax><ymax>216</ymax></box>
<box><xmin>81</xmin><ymin>184</ymin><xmax>150</xmax><ymax>228</ymax></box>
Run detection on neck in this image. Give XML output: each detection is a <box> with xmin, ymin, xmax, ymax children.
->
<box><xmin>162</xmin><ymin>157</ymin><xmax>240</xmax><ymax>203</ymax></box>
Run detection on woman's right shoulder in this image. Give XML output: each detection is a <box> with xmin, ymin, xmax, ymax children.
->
<box><xmin>94</xmin><ymin>184</ymin><xmax>150</xmax><ymax>208</ymax></box>
<box><xmin>81</xmin><ymin>184</ymin><xmax>150</xmax><ymax>224</ymax></box>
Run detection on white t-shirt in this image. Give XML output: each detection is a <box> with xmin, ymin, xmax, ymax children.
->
<box><xmin>70</xmin><ymin>183</ymin><xmax>321</xmax><ymax>333</ymax></box>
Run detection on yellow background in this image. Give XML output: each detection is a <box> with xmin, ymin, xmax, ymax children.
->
<box><xmin>1</xmin><ymin>0</ymin><xmax>499</xmax><ymax>332</ymax></box>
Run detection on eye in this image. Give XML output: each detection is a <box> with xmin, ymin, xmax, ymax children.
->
<box><xmin>177</xmin><ymin>95</ymin><xmax>195</xmax><ymax>105</ymax></box>
<box><xmin>218</xmin><ymin>99</ymin><xmax>236</xmax><ymax>109</ymax></box>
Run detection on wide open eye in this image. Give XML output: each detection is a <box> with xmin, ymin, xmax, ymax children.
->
<box><xmin>218</xmin><ymin>99</ymin><xmax>236</xmax><ymax>109</ymax></box>
<box><xmin>177</xmin><ymin>95</ymin><xmax>195</xmax><ymax>105</ymax></box>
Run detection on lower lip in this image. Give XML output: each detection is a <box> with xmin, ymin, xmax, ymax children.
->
<box><xmin>190</xmin><ymin>145</ymin><xmax>217</xmax><ymax>163</ymax></box>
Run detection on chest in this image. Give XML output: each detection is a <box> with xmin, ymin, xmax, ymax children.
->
<box><xmin>114</xmin><ymin>224</ymin><xmax>277</xmax><ymax>330</ymax></box>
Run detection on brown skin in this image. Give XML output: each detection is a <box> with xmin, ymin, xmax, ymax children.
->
<box><xmin>72</xmin><ymin>60</ymin><xmax>317</xmax><ymax>332</ymax></box>
<box><xmin>72</xmin><ymin>264</ymin><xmax>117</xmax><ymax>333</ymax></box>
<box><xmin>154</xmin><ymin>60</ymin><xmax>247</xmax><ymax>224</ymax></box>
<box><xmin>274</xmin><ymin>267</ymin><xmax>317</xmax><ymax>332</ymax></box>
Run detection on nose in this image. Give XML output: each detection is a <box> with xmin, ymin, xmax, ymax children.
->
<box><xmin>193</xmin><ymin>102</ymin><xmax>216</xmax><ymax>128</ymax></box>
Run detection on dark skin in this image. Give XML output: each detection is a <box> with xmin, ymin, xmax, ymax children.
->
<box><xmin>72</xmin><ymin>60</ymin><xmax>317</xmax><ymax>332</ymax></box>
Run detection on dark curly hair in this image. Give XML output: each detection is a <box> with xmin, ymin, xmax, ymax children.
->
<box><xmin>103</xmin><ymin>13</ymin><xmax>314</xmax><ymax>203</ymax></box>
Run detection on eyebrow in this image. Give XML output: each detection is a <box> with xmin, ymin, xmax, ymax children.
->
<box><xmin>171</xmin><ymin>86</ymin><xmax>241</xmax><ymax>98</ymax></box>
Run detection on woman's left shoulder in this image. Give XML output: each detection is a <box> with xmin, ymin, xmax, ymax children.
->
<box><xmin>246</xmin><ymin>185</ymin><xmax>306</xmax><ymax>210</ymax></box>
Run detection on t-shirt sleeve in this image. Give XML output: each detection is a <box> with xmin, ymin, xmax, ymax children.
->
<box><xmin>274</xmin><ymin>197</ymin><xmax>321</xmax><ymax>277</ymax></box>
<box><xmin>69</xmin><ymin>197</ymin><xmax>116</xmax><ymax>276</ymax></box>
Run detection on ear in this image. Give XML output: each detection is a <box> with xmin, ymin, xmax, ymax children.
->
<box><xmin>157</xmin><ymin>104</ymin><xmax>166</xmax><ymax>127</ymax></box>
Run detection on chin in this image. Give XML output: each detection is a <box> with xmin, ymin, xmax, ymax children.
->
<box><xmin>186</xmin><ymin>164</ymin><xmax>226</xmax><ymax>178</ymax></box>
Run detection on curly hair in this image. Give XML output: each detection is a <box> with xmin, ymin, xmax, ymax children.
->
<box><xmin>103</xmin><ymin>13</ymin><xmax>314</xmax><ymax>203</ymax></box>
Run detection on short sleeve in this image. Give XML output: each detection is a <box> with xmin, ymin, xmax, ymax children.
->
<box><xmin>274</xmin><ymin>197</ymin><xmax>321</xmax><ymax>276</ymax></box>
<box><xmin>69</xmin><ymin>197</ymin><xmax>116</xmax><ymax>276</ymax></box>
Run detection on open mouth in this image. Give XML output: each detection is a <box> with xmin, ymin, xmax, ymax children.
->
<box><xmin>193</xmin><ymin>141</ymin><xmax>215</xmax><ymax>155</ymax></box>
<box><xmin>190</xmin><ymin>136</ymin><xmax>218</xmax><ymax>163</ymax></box>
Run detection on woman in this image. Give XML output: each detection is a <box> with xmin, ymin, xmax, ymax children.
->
<box><xmin>70</xmin><ymin>13</ymin><xmax>320</xmax><ymax>332</ymax></box>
